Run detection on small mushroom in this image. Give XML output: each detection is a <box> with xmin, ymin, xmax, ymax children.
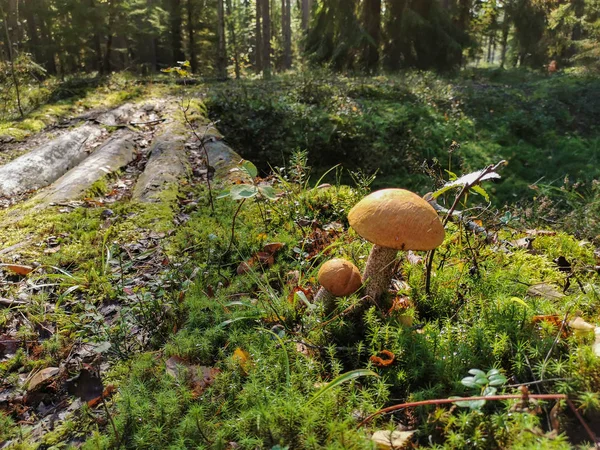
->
<box><xmin>348</xmin><ymin>188</ymin><xmax>445</xmax><ymax>304</ymax></box>
<box><xmin>314</xmin><ymin>258</ymin><xmax>362</xmax><ymax>311</ymax></box>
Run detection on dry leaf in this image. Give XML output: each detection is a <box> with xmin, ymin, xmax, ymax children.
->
<box><xmin>166</xmin><ymin>355</ymin><xmax>192</xmax><ymax>379</ymax></box>
<box><xmin>191</xmin><ymin>366</ymin><xmax>220</xmax><ymax>397</ymax></box>
<box><xmin>526</xmin><ymin>229</ymin><xmax>556</xmax><ymax>237</ymax></box>
<box><xmin>405</xmin><ymin>251</ymin><xmax>423</xmax><ymax>265</ymax></box>
<box><xmin>532</xmin><ymin>315</ymin><xmax>568</xmax><ymax>337</ymax></box>
<box><xmin>569</xmin><ymin>317</ymin><xmax>595</xmax><ymax>335</ymax></box>
<box><xmin>370</xmin><ymin>350</ymin><xmax>395</xmax><ymax>367</ymax></box>
<box><xmin>527</xmin><ymin>283</ymin><xmax>564</xmax><ymax>300</ymax></box>
<box><xmin>28</xmin><ymin>367</ymin><xmax>60</xmax><ymax>391</ymax></box>
<box><xmin>232</xmin><ymin>348</ymin><xmax>252</xmax><ymax>375</ymax></box>
<box><xmin>0</xmin><ymin>264</ymin><xmax>34</xmax><ymax>276</ymax></box>
<box><xmin>371</xmin><ymin>430</ymin><xmax>415</xmax><ymax>449</ymax></box>
<box><xmin>87</xmin><ymin>385</ymin><xmax>116</xmax><ymax>408</ymax></box>
<box><xmin>263</xmin><ymin>242</ymin><xmax>284</xmax><ymax>254</ymax></box>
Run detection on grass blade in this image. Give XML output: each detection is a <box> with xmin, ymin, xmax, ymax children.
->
<box><xmin>308</xmin><ymin>369</ymin><xmax>379</xmax><ymax>405</ymax></box>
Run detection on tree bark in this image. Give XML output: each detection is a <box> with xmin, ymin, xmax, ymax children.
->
<box><xmin>226</xmin><ymin>0</ymin><xmax>241</xmax><ymax>78</ymax></box>
<box><xmin>0</xmin><ymin>2</ymin><xmax>23</xmax><ymax>117</ymax></box>
<box><xmin>217</xmin><ymin>0</ymin><xmax>227</xmax><ymax>79</ymax></box>
<box><xmin>187</xmin><ymin>0</ymin><xmax>197</xmax><ymax>73</ymax></box>
<box><xmin>282</xmin><ymin>0</ymin><xmax>292</xmax><ymax>69</ymax></box>
<box><xmin>6</xmin><ymin>0</ymin><xmax>19</xmax><ymax>55</ymax></box>
<box><xmin>499</xmin><ymin>9</ymin><xmax>510</xmax><ymax>68</ymax></box>
<box><xmin>171</xmin><ymin>0</ymin><xmax>185</xmax><ymax>64</ymax></box>
<box><xmin>23</xmin><ymin>1</ymin><xmax>43</xmax><ymax>66</ymax></box>
<box><xmin>261</xmin><ymin>0</ymin><xmax>271</xmax><ymax>78</ymax></box>
<box><xmin>89</xmin><ymin>0</ymin><xmax>104</xmax><ymax>73</ymax></box>
<box><xmin>301</xmin><ymin>0</ymin><xmax>310</xmax><ymax>31</ymax></box>
<box><xmin>38</xmin><ymin>7</ymin><xmax>57</xmax><ymax>74</ymax></box>
<box><xmin>103</xmin><ymin>0</ymin><xmax>117</xmax><ymax>73</ymax></box>
<box><xmin>361</xmin><ymin>0</ymin><xmax>380</xmax><ymax>72</ymax></box>
<box><xmin>255</xmin><ymin>0</ymin><xmax>263</xmax><ymax>73</ymax></box>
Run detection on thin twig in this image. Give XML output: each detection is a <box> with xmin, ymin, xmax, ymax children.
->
<box><xmin>425</xmin><ymin>161</ymin><xmax>506</xmax><ymax>295</ymax></box>
<box><xmin>358</xmin><ymin>393</ymin><xmax>567</xmax><ymax>427</ymax></box>
<box><xmin>222</xmin><ymin>198</ymin><xmax>247</xmax><ymax>258</ymax></box>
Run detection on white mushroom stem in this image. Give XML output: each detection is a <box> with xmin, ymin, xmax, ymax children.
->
<box><xmin>314</xmin><ymin>287</ymin><xmax>335</xmax><ymax>311</ymax></box>
<box><xmin>363</xmin><ymin>245</ymin><xmax>399</xmax><ymax>302</ymax></box>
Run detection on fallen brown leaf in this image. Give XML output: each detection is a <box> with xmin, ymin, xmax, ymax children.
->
<box><xmin>0</xmin><ymin>264</ymin><xmax>34</xmax><ymax>276</ymax></box>
<box><xmin>27</xmin><ymin>367</ymin><xmax>60</xmax><ymax>391</ymax></box>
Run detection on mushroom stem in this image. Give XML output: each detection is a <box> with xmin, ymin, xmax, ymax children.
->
<box><xmin>314</xmin><ymin>287</ymin><xmax>335</xmax><ymax>312</ymax></box>
<box><xmin>363</xmin><ymin>245</ymin><xmax>399</xmax><ymax>304</ymax></box>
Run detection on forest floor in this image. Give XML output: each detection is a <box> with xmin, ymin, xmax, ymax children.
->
<box><xmin>1</xmin><ymin>71</ymin><xmax>600</xmax><ymax>449</ymax></box>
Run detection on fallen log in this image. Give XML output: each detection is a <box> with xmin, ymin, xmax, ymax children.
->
<box><xmin>132</xmin><ymin>124</ymin><xmax>189</xmax><ymax>202</ymax></box>
<box><xmin>0</xmin><ymin>125</ymin><xmax>103</xmax><ymax>197</ymax></box>
<box><xmin>202</xmin><ymin>139</ymin><xmax>252</xmax><ymax>185</ymax></box>
<box><xmin>32</xmin><ymin>132</ymin><xmax>136</xmax><ymax>207</ymax></box>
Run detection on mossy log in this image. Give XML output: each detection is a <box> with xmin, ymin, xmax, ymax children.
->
<box><xmin>132</xmin><ymin>123</ymin><xmax>189</xmax><ymax>202</ymax></box>
<box><xmin>203</xmin><ymin>139</ymin><xmax>252</xmax><ymax>185</ymax></box>
<box><xmin>33</xmin><ymin>132</ymin><xmax>136</xmax><ymax>207</ymax></box>
<box><xmin>0</xmin><ymin>125</ymin><xmax>103</xmax><ymax>197</ymax></box>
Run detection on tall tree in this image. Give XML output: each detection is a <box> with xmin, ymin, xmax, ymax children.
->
<box><xmin>187</xmin><ymin>0</ymin><xmax>197</xmax><ymax>73</ymax></box>
<box><xmin>217</xmin><ymin>0</ymin><xmax>227</xmax><ymax>79</ymax></box>
<box><xmin>226</xmin><ymin>0</ymin><xmax>241</xmax><ymax>78</ymax></box>
<box><xmin>301</xmin><ymin>0</ymin><xmax>312</xmax><ymax>31</ymax></box>
<box><xmin>255</xmin><ymin>0</ymin><xmax>263</xmax><ymax>73</ymax></box>
<box><xmin>282</xmin><ymin>0</ymin><xmax>292</xmax><ymax>69</ymax></box>
<box><xmin>171</xmin><ymin>0</ymin><xmax>185</xmax><ymax>63</ymax></box>
<box><xmin>361</xmin><ymin>0</ymin><xmax>381</xmax><ymax>72</ymax></box>
<box><xmin>261</xmin><ymin>0</ymin><xmax>271</xmax><ymax>77</ymax></box>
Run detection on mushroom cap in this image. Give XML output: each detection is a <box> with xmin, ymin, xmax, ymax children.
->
<box><xmin>348</xmin><ymin>188</ymin><xmax>445</xmax><ymax>251</ymax></box>
<box><xmin>317</xmin><ymin>258</ymin><xmax>362</xmax><ymax>297</ymax></box>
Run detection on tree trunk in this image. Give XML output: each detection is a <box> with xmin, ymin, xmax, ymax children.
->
<box><xmin>23</xmin><ymin>2</ymin><xmax>43</xmax><ymax>65</ymax></box>
<box><xmin>499</xmin><ymin>11</ymin><xmax>510</xmax><ymax>68</ymax></box>
<box><xmin>361</xmin><ymin>0</ymin><xmax>380</xmax><ymax>72</ymax></box>
<box><xmin>282</xmin><ymin>0</ymin><xmax>292</xmax><ymax>69</ymax></box>
<box><xmin>261</xmin><ymin>0</ymin><xmax>271</xmax><ymax>78</ymax></box>
<box><xmin>1</xmin><ymin>2</ymin><xmax>23</xmax><ymax>117</ymax></box>
<box><xmin>103</xmin><ymin>0</ymin><xmax>117</xmax><ymax>73</ymax></box>
<box><xmin>89</xmin><ymin>0</ymin><xmax>104</xmax><ymax>73</ymax></box>
<box><xmin>255</xmin><ymin>0</ymin><xmax>263</xmax><ymax>73</ymax></box>
<box><xmin>217</xmin><ymin>0</ymin><xmax>227</xmax><ymax>79</ymax></box>
<box><xmin>301</xmin><ymin>0</ymin><xmax>310</xmax><ymax>31</ymax></box>
<box><xmin>226</xmin><ymin>0</ymin><xmax>241</xmax><ymax>78</ymax></box>
<box><xmin>187</xmin><ymin>0</ymin><xmax>197</xmax><ymax>73</ymax></box>
<box><xmin>38</xmin><ymin>7</ymin><xmax>57</xmax><ymax>74</ymax></box>
<box><xmin>170</xmin><ymin>0</ymin><xmax>185</xmax><ymax>64</ymax></box>
<box><xmin>6</xmin><ymin>0</ymin><xmax>18</xmax><ymax>56</ymax></box>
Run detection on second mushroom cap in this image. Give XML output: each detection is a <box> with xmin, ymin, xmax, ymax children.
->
<box><xmin>318</xmin><ymin>259</ymin><xmax>363</xmax><ymax>297</ymax></box>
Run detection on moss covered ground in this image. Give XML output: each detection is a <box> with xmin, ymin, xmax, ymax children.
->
<box><xmin>1</xmin><ymin>71</ymin><xmax>600</xmax><ymax>449</ymax></box>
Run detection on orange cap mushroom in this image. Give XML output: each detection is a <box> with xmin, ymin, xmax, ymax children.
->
<box><xmin>314</xmin><ymin>258</ymin><xmax>362</xmax><ymax>311</ymax></box>
<box><xmin>348</xmin><ymin>189</ymin><xmax>444</xmax><ymax>303</ymax></box>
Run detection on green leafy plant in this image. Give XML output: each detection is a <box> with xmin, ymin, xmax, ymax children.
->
<box><xmin>454</xmin><ymin>368</ymin><xmax>508</xmax><ymax>410</ymax></box>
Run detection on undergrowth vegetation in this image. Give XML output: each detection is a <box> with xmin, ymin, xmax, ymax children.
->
<box><xmin>2</xmin><ymin>71</ymin><xmax>600</xmax><ymax>448</ymax></box>
<box><xmin>206</xmin><ymin>68</ymin><xmax>600</xmax><ymax>209</ymax></box>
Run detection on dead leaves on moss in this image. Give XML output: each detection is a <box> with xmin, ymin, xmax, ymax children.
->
<box><xmin>165</xmin><ymin>355</ymin><xmax>221</xmax><ymax>397</ymax></box>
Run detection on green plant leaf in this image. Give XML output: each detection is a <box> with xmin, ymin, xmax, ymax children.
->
<box><xmin>308</xmin><ymin>369</ymin><xmax>379</xmax><ymax>405</ymax></box>
<box><xmin>461</xmin><ymin>376</ymin><xmax>479</xmax><ymax>388</ymax></box>
<box><xmin>471</xmin><ymin>185</ymin><xmax>490</xmax><ymax>202</ymax></box>
<box><xmin>258</xmin><ymin>185</ymin><xmax>278</xmax><ymax>200</ymax></box>
<box><xmin>508</xmin><ymin>297</ymin><xmax>529</xmax><ymax>308</ymax></box>
<box><xmin>483</xmin><ymin>386</ymin><xmax>497</xmax><ymax>396</ymax></box>
<box><xmin>431</xmin><ymin>184</ymin><xmax>456</xmax><ymax>199</ymax></box>
<box><xmin>241</xmin><ymin>160</ymin><xmax>258</xmax><ymax>178</ymax></box>
<box><xmin>468</xmin><ymin>369</ymin><xmax>487</xmax><ymax>377</ymax></box>
<box><xmin>488</xmin><ymin>374</ymin><xmax>507</xmax><ymax>386</ymax></box>
<box><xmin>229</xmin><ymin>184</ymin><xmax>258</xmax><ymax>200</ymax></box>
